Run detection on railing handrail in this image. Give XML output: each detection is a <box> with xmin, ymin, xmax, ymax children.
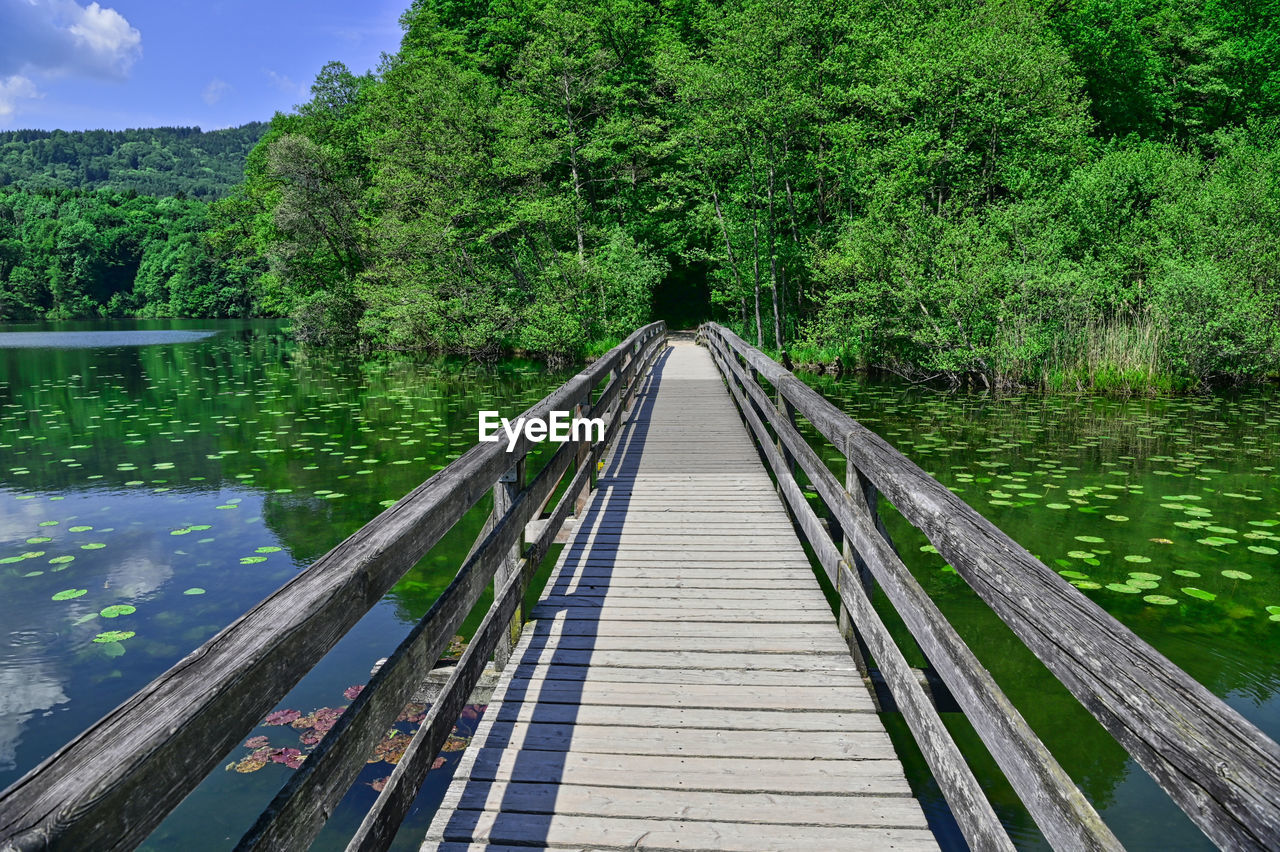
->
<box><xmin>0</xmin><ymin>321</ymin><xmax>667</xmax><ymax>852</ymax></box>
<box><xmin>701</xmin><ymin>321</ymin><xmax>1280</xmax><ymax>851</ymax></box>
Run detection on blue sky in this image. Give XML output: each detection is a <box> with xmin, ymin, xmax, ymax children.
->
<box><xmin>0</xmin><ymin>0</ymin><xmax>408</xmax><ymax>131</ymax></box>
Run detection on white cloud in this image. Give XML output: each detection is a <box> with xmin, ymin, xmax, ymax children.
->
<box><xmin>203</xmin><ymin>77</ymin><xmax>231</xmax><ymax>105</ymax></box>
<box><xmin>0</xmin><ymin>0</ymin><xmax>142</xmax><ymax>81</ymax></box>
<box><xmin>68</xmin><ymin>1</ymin><xmax>141</xmax><ymax>68</ymax></box>
<box><xmin>265</xmin><ymin>69</ymin><xmax>308</xmax><ymax>99</ymax></box>
<box><xmin>0</xmin><ymin>75</ymin><xmax>40</xmax><ymax>119</ymax></box>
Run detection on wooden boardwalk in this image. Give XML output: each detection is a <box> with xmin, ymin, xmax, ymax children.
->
<box><xmin>424</xmin><ymin>341</ymin><xmax>937</xmax><ymax>850</ymax></box>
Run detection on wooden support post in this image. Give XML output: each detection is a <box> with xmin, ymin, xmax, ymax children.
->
<box><xmin>573</xmin><ymin>396</ymin><xmax>592</xmax><ymax>517</ymax></box>
<box><xmin>492</xmin><ymin>458</ymin><xmax>525</xmax><ymax>671</ymax></box>
<box><xmin>775</xmin><ymin>387</ymin><xmax>797</xmax><ymax>494</ymax></box>
<box><xmin>839</xmin><ymin>455</ymin><xmax>878</xmax><ymax>688</ymax></box>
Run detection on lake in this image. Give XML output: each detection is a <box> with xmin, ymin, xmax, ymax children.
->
<box><xmin>801</xmin><ymin>372</ymin><xmax>1280</xmax><ymax>850</ymax></box>
<box><xmin>0</xmin><ymin>319</ymin><xmax>571</xmax><ymax>850</ymax></box>
<box><xmin>0</xmin><ymin>320</ymin><xmax>1275</xmax><ymax>849</ymax></box>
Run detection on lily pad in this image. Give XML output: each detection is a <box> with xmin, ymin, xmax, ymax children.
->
<box><xmin>100</xmin><ymin>604</ymin><xmax>136</xmax><ymax>618</ymax></box>
<box><xmin>52</xmin><ymin>588</ymin><xmax>87</xmax><ymax>600</ymax></box>
<box><xmin>1182</xmin><ymin>587</ymin><xmax>1217</xmax><ymax>602</ymax></box>
<box><xmin>1221</xmin><ymin>570</ymin><xmax>1253</xmax><ymax>581</ymax></box>
<box><xmin>92</xmin><ymin>630</ymin><xmax>135</xmax><ymax>643</ymax></box>
<box><xmin>1143</xmin><ymin>595</ymin><xmax>1178</xmax><ymax>606</ymax></box>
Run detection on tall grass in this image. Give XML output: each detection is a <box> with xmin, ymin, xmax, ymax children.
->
<box><xmin>1039</xmin><ymin>320</ymin><xmax>1187</xmax><ymax>394</ymax></box>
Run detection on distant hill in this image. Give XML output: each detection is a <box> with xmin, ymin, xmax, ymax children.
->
<box><xmin>0</xmin><ymin>123</ymin><xmax>267</xmax><ymax>200</ymax></box>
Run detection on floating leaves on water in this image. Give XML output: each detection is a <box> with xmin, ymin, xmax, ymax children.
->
<box><xmin>244</xmin><ymin>735</ymin><xmax>270</xmax><ymax>749</ymax></box>
<box><xmin>52</xmin><ymin>588</ymin><xmax>87</xmax><ymax>600</ymax></box>
<box><xmin>100</xmin><ymin>605</ymin><xmax>135</xmax><ymax>618</ymax></box>
<box><xmin>183</xmin><ymin>587</ymin><xmax>206</xmax><ymax>595</ymax></box>
<box><xmin>1149</xmin><ymin>538</ymin><xmax>1173</xmax><ymax>545</ymax></box>
<box><xmin>68</xmin><ymin>526</ymin><xmax>92</xmax><ymax>532</ymax></box>
<box><xmin>1128</xmin><ymin>572</ymin><xmax>1161</xmax><ymax>581</ymax></box>
<box><xmin>49</xmin><ymin>555</ymin><xmax>74</xmax><ymax>565</ymax></box>
<box><xmin>262</xmin><ymin>709</ymin><xmax>301</xmax><ymax>726</ymax></box>
<box><xmin>26</xmin><ymin>536</ymin><xmax>51</xmax><ymax>544</ymax></box>
<box><xmin>1123</xmin><ymin>555</ymin><xmax>1151</xmax><ymax>563</ymax></box>
<box><xmin>1173</xmin><ymin>569</ymin><xmax>1201</xmax><ymax>578</ymax></box>
<box><xmin>919</xmin><ymin>545</ymin><xmax>938</xmax><ymax>554</ymax></box>
<box><xmin>1182</xmin><ymin>587</ymin><xmax>1217</xmax><ymax>602</ymax></box>
<box><xmin>1105</xmin><ymin>515</ymin><xmax>1129</xmax><ymax>522</ymax></box>
<box><xmin>240</xmin><ymin>556</ymin><xmax>267</xmax><ymax>564</ymax></box>
<box><xmin>81</xmin><ymin>542</ymin><xmax>106</xmax><ymax>550</ymax></box>
<box><xmin>1143</xmin><ymin>595</ymin><xmax>1178</xmax><ymax>606</ymax></box>
<box><xmin>1067</xmin><ymin>550</ymin><xmax>1095</xmax><ymax>560</ymax></box>
<box><xmin>1248</xmin><ymin>546</ymin><xmax>1278</xmax><ymax>555</ymax></box>
<box><xmin>1058</xmin><ymin>570</ymin><xmax>1089</xmax><ymax>580</ymax></box>
<box><xmin>254</xmin><ymin>546</ymin><xmax>281</xmax><ymax>554</ymax></box>
<box><xmin>1197</xmin><ymin>537</ymin><xmax>1237</xmax><ymax>547</ymax></box>
<box><xmin>1221</xmin><ymin>570</ymin><xmax>1253</xmax><ymax>581</ymax></box>
<box><xmin>1074</xmin><ymin>535</ymin><xmax>1105</xmax><ymax>544</ymax></box>
<box><xmin>92</xmin><ymin>630</ymin><xmax>134</xmax><ymax>643</ymax></box>
<box><xmin>343</xmin><ymin>685</ymin><xmax>364</xmax><ymax>700</ymax></box>
<box><xmin>1071</xmin><ymin>580</ymin><xmax>1102</xmax><ymax>590</ymax></box>
<box><xmin>1106</xmin><ymin>583</ymin><xmax>1141</xmax><ymax>594</ymax></box>
<box><xmin>1046</xmin><ymin>503</ymin><xmax>1071</xmax><ymax>510</ymax></box>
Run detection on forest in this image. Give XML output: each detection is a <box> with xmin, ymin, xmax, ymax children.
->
<box><xmin>0</xmin><ymin>124</ymin><xmax>268</xmax><ymax>321</ymax></box>
<box><xmin>220</xmin><ymin>0</ymin><xmax>1280</xmax><ymax>388</ymax></box>
<box><xmin>0</xmin><ymin>124</ymin><xmax>266</xmax><ymax>199</ymax></box>
<box><xmin>4</xmin><ymin>0</ymin><xmax>1280</xmax><ymax>390</ymax></box>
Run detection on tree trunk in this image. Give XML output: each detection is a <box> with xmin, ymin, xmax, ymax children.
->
<box><xmin>710</xmin><ymin>184</ymin><xmax>745</xmax><ymax>298</ymax></box>
<box><xmin>767</xmin><ymin>162</ymin><xmax>783</xmax><ymax>350</ymax></box>
<box><xmin>751</xmin><ymin>220</ymin><xmax>763</xmax><ymax>349</ymax></box>
<box><xmin>562</xmin><ymin>75</ymin><xmax>586</xmax><ymax>265</ymax></box>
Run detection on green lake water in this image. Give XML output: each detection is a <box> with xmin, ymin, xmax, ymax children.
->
<box><xmin>1</xmin><ymin>321</ymin><xmax>1276</xmax><ymax>849</ymax></box>
<box><xmin>0</xmin><ymin>319</ymin><xmax>571</xmax><ymax>850</ymax></box>
<box><xmin>800</xmin><ymin>372</ymin><xmax>1280</xmax><ymax>850</ymax></box>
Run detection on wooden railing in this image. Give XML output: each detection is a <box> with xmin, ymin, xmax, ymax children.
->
<box><xmin>700</xmin><ymin>321</ymin><xmax>1280</xmax><ymax>851</ymax></box>
<box><xmin>0</xmin><ymin>321</ymin><xmax>667</xmax><ymax>852</ymax></box>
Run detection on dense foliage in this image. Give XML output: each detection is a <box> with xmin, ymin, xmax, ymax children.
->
<box><xmin>0</xmin><ymin>124</ymin><xmax>268</xmax><ymax>321</ymax></box>
<box><xmin>223</xmin><ymin>0</ymin><xmax>1280</xmax><ymax>386</ymax></box>
<box><xmin>0</xmin><ymin>124</ymin><xmax>267</xmax><ymax>199</ymax></box>
<box><xmin>0</xmin><ymin>188</ymin><xmax>262</xmax><ymax>320</ymax></box>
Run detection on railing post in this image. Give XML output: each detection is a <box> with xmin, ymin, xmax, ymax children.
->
<box><xmin>492</xmin><ymin>458</ymin><xmax>525</xmax><ymax>670</ymax></box>
<box><xmin>573</xmin><ymin>394</ymin><xmax>593</xmax><ymax>516</ymax></box>
<box><xmin>839</xmin><ymin>454</ymin><xmax>878</xmax><ymax>685</ymax></box>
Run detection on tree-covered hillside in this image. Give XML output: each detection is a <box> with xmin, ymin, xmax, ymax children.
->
<box><xmin>0</xmin><ymin>123</ymin><xmax>267</xmax><ymax>200</ymax></box>
<box><xmin>0</xmin><ymin>124</ymin><xmax>270</xmax><ymax>321</ymax></box>
<box><xmin>221</xmin><ymin>0</ymin><xmax>1280</xmax><ymax>387</ymax></box>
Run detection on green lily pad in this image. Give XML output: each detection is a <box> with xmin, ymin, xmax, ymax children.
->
<box><xmin>1143</xmin><ymin>595</ymin><xmax>1178</xmax><ymax>606</ymax></box>
<box><xmin>1221</xmin><ymin>570</ymin><xmax>1253</xmax><ymax>581</ymax></box>
<box><xmin>1173</xmin><ymin>569</ymin><xmax>1201</xmax><ymax>578</ymax></box>
<box><xmin>100</xmin><ymin>605</ymin><xmax>136</xmax><ymax>618</ymax></box>
<box><xmin>1123</xmin><ymin>555</ymin><xmax>1151</xmax><ymax>563</ymax></box>
<box><xmin>52</xmin><ymin>588</ymin><xmax>87</xmax><ymax>600</ymax></box>
<box><xmin>1182</xmin><ymin>587</ymin><xmax>1217</xmax><ymax>602</ymax></box>
<box><xmin>1247</xmin><ymin>546</ymin><xmax>1278</xmax><ymax>555</ymax></box>
<box><xmin>1106</xmin><ymin>583</ymin><xmax>1141</xmax><ymax>594</ymax></box>
<box><xmin>183</xmin><ymin>587</ymin><xmax>206</xmax><ymax>595</ymax></box>
<box><xmin>92</xmin><ymin>630</ymin><xmax>135</xmax><ymax>643</ymax></box>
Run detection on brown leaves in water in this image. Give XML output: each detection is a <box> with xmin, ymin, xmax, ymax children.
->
<box><xmin>230</xmin><ymin>685</ymin><xmax>487</xmax><ymax>777</ymax></box>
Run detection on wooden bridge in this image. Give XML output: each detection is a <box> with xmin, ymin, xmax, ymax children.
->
<box><xmin>2</xmin><ymin>322</ymin><xmax>1279</xmax><ymax>851</ymax></box>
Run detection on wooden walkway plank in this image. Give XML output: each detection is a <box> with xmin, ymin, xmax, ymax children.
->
<box><xmin>423</xmin><ymin>341</ymin><xmax>935</xmax><ymax>851</ymax></box>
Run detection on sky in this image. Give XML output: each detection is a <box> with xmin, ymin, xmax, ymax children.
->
<box><xmin>0</xmin><ymin>0</ymin><xmax>407</xmax><ymax>131</ymax></box>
